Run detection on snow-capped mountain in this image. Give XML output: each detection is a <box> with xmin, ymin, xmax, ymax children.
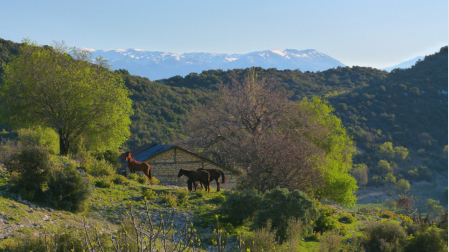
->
<box><xmin>381</xmin><ymin>56</ymin><xmax>425</xmax><ymax>72</ymax></box>
<box><xmin>84</xmin><ymin>48</ymin><xmax>346</xmax><ymax>80</ymax></box>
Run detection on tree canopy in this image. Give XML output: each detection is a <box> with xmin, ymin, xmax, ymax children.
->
<box><xmin>184</xmin><ymin>75</ymin><xmax>357</xmax><ymax>206</ymax></box>
<box><xmin>0</xmin><ymin>40</ymin><xmax>133</xmax><ymax>155</ymax></box>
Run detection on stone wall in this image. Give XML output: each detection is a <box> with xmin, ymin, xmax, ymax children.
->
<box><xmin>124</xmin><ymin>148</ymin><xmax>237</xmax><ymax>190</ymax></box>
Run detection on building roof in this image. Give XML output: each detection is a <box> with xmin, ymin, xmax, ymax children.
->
<box><xmin>120</xmin><ymin>143</ymin><xmax>241</xmax><ymax>174</ymax></box>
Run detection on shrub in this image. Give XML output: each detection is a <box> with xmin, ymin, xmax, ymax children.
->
<box><xmin>380</xmin><ymin>210</ymin><xmax>394</xmax><ymax>219</ymax></box>
<box><xmin>160</xmin><ymin>192</ymin><xmax>177</xmax><ymax>207</ymax></box>
<box><xmin>319</xmin><ymin>230</ymin><xmax>342</xmax><ymax>252</ymax></box>
<box><xmin>222</xmin><ymin>189</ymin><xmax>263</xmax><ymax>225</ymax></box>
<box><xmin>195</xmin><ymin>189</ymin><xmax>206</xmax><ymax>198</ymax></box>
<box><xmin>141</xmin><ymin>189</ymin><xmax>157</xmax><ymax>201</ymax></box>
<box><xmin>127</xmin><ymin>173</ymin><xmax>139</xmax><ymax>180</ymax></box>
<box><xmin>241</xmin><ymin>221</ymin><xmax>278</xmax><ymax>252</ymax></box>
<box><xmin>85</xmin><ymin>158</ymin><xmax>115</xmax><ymax>177</ymax></box>
<box><xmin>362</xmin><ymin>221</ymin><xmax>408</xmax><ymax>252</ymax></box>
<box><xmin>338</xmin><ymin>223</ymin><xmax>348</xmax><ymax>236</ymax></box>
<box><xmin>46</xmin><ymin>166</ymin><xmax>93</xmax><ymax>212</ymax></box>
<box><xmin>406</xmin><ymin>227</ymin><xmax>448</xmax><ymax>252</ymax></box>
<box><xmin>338</xmin><ymin>213</ymin><xmax>355</xmax><ymax>224</ymax></box>
<box><xmin>137</xmin><ymin>174</ymin><xmax>148</xmax><ymax>184</ymax></box>
<box><xmin>111</xmin><ymin>174</ymin><xmax>128</xmax><ymax>185</ymax></box>
<box><xmin>314</xmin><ymin>205</ymin><xmax>339</xmax><ymax>233</ymax></box>
<box><xmin>254</xmin><ymin>187</ymin><xmax>318</xmax><ymax>243</ymax></box>
<box><xmin>4</xmin><ymin>145</ymin><xmax>52</xmax><ymax>196</ymax></box>
<box><xmin>149</xmin><ymin>176</ymin><xmax>160</xmax><ymax>185</ymax></box>
<box><xmin>211</xmin><ymin>193</ymin><xmax>226</xmax><ymax>204</ymax></box>
<box><xmin>384</xmin><ymin>198</ymin><xmax>397</xmax><ymax>211</ymax></box>
<box><xmin>94</xmin><ymin>177</ymin><xmax>114</xmax><ymax>188</ymax></box>
<box><xmin>176</xmin><ymin>189</ymin><xmax>190</xmax><ymax>205</ymax></box>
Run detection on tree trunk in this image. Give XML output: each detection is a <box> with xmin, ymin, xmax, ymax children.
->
<box><xmin>58</xmin><ymin>128</ymin><xmax>70</xmax><ymax>156</ymax></box>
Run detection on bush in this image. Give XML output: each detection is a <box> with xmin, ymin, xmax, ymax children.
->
<box><xmin>362</xmin><ymin>221</ymin><xmax>408</xmax><ymax>252</ymax></box>
<box><xmin>222</xmin><ymin>189</ymin><xmax>263</xmax><ymax>225</ymax></box>
<box><xmin>176</xmin><ymin>189</ymin><xmax>190</xmax><ymax>205</ymax></box>
<box><xmin>380</xmin><ymin>210</ymin><xmax>394</xmax><ymax>219</ymax></box>
<box><xmin>338</xmin><ymin>213</ymin><xmax>355</xmax><ymax>224</ymax></box>
<box><xmin>46</xmin><ymin>166</ymin><xmax>93</xmax><ymax>212</ymax></box>
<box><xmin>384</xmin><ymin>198</ymin><xmax>397</xmax><ymax>211</ymax></box>
<box><xmin>141</xmin><ymin>189</ymin><xmax>157</xmax><ymax>201</ymax></box>
<box><xmin>160</xmin><ymin>192</ymin><xmax>177</xmax><ymax>207</ymax></box>
<box><xmin>319</xmin><ymin>230</ymin><xmax>342</xmax><ymax>252</ymax></box>
<box><xmin>406</xmin><ymin>227</ymin><xmax>448</xmax><ymax>252</ymax></box>
<box><xmin>254</xmin><ymin>187</ymin><xmax>318</xmax><ymax>243</ymax></box>
<box><xmin>211</xmin><ymin>193</ymin><xmax>226</xmax><ymax>204</ymax></box>
<box><xmin>241</xmin><ymin>221</ymin><xmax>278</xmax><ymax>252</ymax></box>
<box><xmin>127</xmin><ymin>173</ymin><xmax>139</xmax><ymax>180</ymax></box>
<box><xmin>137</xmin><ymin>174</ymin><xmax>148</xmax><ymax>184</ymax></box>
<box><xmin>314</xmin><ymin>205</ymin><xmax>339</xmax><ymax>233</ymax></box>
<box><xmin>94</xmin><ymin>177</ymin><xmax>114</xmax><ymax>188</ymax></box>
<box><xmin>5</xmin><ymin>145</ymin><xmax>52</xmax><ymax>196</ymax></box>
<box><xmin>111</xmin><ymin>174</ymin><xmax>128</xmax><ymax>185</ymax></box>
<box><xmin>85</xmin><ymin>158</ymin><xmax>115</xmax><ymax>177</ymax></box>
<box><xmin>195</xmin><ymin>189</ymin><xmax>206</xmax><ymax>198</ymax></box>
<box><xmin>149</xmin><ymin>176</ymin><xmax>160</xmax><ymax>185</ymax></box>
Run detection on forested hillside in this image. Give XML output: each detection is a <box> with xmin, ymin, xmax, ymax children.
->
<box><xmin>0</xmin><ymin>38</ymin><xmax>447</xmax><ymax>177</ymax></box>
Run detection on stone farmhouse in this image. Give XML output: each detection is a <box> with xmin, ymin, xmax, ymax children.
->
<box><xmin>119</xmin><ymin>143</ymin><xmax>240</xmax><ymax>189</ymax></box>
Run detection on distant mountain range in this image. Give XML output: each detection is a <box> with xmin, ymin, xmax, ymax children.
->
<box><xmin>84</xmin><ymin>48</ymin><xmax>346</xmax><ymax>80</ymax></box>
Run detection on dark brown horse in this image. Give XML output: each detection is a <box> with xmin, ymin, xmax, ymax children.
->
<box><xmin>178</xmin><ymin>168</ymin><xmax>210</xmax><ymax>192</ymax></box>
<box><xmin>196</xmin><ymin>169</ymin><xmax>227</xmax><ymax>192</ymax></box>
<box><xmin>125</xmin><ymin>152</ymin><xmax>152</xmax><ymax>180</ymax></box>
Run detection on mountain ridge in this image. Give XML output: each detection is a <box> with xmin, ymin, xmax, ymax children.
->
<box><xmin>85</xmin><ymin>48</ymin><xmax>346</xmax><ymax>80</ymax></box>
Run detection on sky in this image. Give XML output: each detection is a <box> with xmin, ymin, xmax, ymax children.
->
<box><xmin>1</xmin><ymin>0</ymin><xmax>447</xmax><ymax>69</ymax></box>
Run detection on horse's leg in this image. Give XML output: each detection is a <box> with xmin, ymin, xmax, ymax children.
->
<box><xmin>216</xmin><ymin>178</ymin><xmax>220</xmax><ymax>192</ymax></box>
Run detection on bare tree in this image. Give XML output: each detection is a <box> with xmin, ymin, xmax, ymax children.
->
<box><xmin>183</xmin><ymin>75</ymin><xmax>326</xmax><ymax>193</ymax></box>
<box><xmin>396</xmin><ymin>194</ymin><xmax>415</xmax><ymax>216</ymax></box>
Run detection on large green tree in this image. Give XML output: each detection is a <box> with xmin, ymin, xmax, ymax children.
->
<box><xmin>0</xmin><ymin>40</ymin><xmax>133</xmax><ymax>155</ymax></box>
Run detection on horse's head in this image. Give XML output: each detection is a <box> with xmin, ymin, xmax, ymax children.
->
<box><xmin>177</xmin><ymin>168</ymin><xmax>184</xmax><ymax>178</ymax></box>
<box><xmin>125</xmin><ymin>152</ymin><xmax>132</xmax><ymax>161</ymax></box>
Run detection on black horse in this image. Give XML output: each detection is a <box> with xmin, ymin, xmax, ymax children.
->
<box><xmin>188</xmin><ymin>168</ymin><xmax>226</xmax><ymax>192</ymax></box>
<box><xmin>178</xmin><ymin>168</ymin><xmax>210</xmax><ymax>193</ymax></box>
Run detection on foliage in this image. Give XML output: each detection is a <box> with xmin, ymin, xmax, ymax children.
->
<box><xmin>46</xmin><ymin>166</ymin><xmax>93</xmax><ymax>212</ymax></box>
<box><xmin>185</xmin><ymin>76</ymin><xmax>357</xmax><ymax>205</ymax></box>
<box><xmin>362</xmin><ymin>221</ymin><xmax>408</xmax><ymax>252</ymax></box>
<box><xmin>380</xmin><ymin>210</ymin><xmax>394</xmax><ymax>219</ymax></box>
<box><xmin>240</xmin><ymin>221</ymin><xmax>278</xmax><ymax>252</ymax></box>
<box><xmin>338</xmin><ymin>212</ymin><xmax>355</xmax><ymax>223</ymax></box>
<box><xmin>94</xmin><ymin>177</ymin><xmax>114</xmax><ymax>188</ymax></box>
<box><xmin>314</xmin><ymin>205</ymin><xmax>339</xmax><ymax>233</ymax></box>
<box><xmin>0</xmin><ymin>40</ymin><xmax>133</xmax><ymax>155</ymax></box>
<box><xmin>350</xmin><ymin>163</ymin><xmax>368</xmax><ymax>186</ymax></box>
<box><xmin>318</xmin><ymin>230</ymin><xmax>342</xmax><ymax>252</ymax></box>
<box><xmin>395</xmin><ymin>179</ymin><xmax>410</xmax><ymax>194</ymax></box>
<box><xmin>141</xmin><ymin>188</ymin><xmax>157</xmax><ymax>201</ymax></box>
<box><xmin>127</xmin><ymin>173</ymin><xmax>139</xmax><ymax>180</ymax></box>
<box><xmin>221</xmin><ymin>189</ymin><xmax>263</xmax><ymax>225</ymax></box>
<box><xmin>378</xmin><ymin>142</ymin><xmax>395</xmax><ymax>161</ymax></box>
<box><xmin>4</xmin><ymin>145</ymin><xmax>51</xmax><ymax>195</ymax></box>
<box><xmin>254</xmin><ymin>187</ymin><xmax>318</xmax><ymax>243</ymax></box>
<box><xmin>176</xmin><ymin>189</ymin><xmax>190</xmax><ymax>205</ymax></box>
<box><xmin>376</xmin><ymin>160</ymin><xmax>391</xmax><ymax>176</ymax></box>
<box><xmin>160</xmin><ymin>192</ymin><xmax>178</xmax><ymax>207</ymax></box>
<box><xmin>111</xmin><ymin>174</ymin><xmax>128</xmax><ymax>185</ymax></box>
<box><xmin>17</xmin><ymin>126</ymin><xmax>59</xmax><ymax>154</ymax></box>
<box><xmin>84</xmin><ymin>158</ymin><xmax>116</xmax><ymax>177</ymax></box>
<box><xmin>406</xmin><ymin>227</ymin><xmax>448</xmax><ymax>252</ymax></box>
<box><xmin>149</xmin><ymin>176</ymin><xmax>160</xmax><ymax>185</ymax></box>
<box><xmin>137</xmin><ymin>174</ymin><xmax>148</xmax><ymax>184</ymax></box>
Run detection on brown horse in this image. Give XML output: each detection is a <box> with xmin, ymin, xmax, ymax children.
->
<box><xmin>178</xmin><ymin>168</ymin><xmax>210</xmax><ymax>192</ymax></box>
<box><xmin>192</xmin><ymin>169</ymin><xmax>227</xmax><ymax>192</ymax></box>
<box><xmin>125</xmin><ymin>152</ymin><xmax>152</xmax><ymax>180</ymax></box>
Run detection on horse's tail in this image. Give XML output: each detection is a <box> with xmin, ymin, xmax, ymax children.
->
<box><xmin>147</xmin><ymin>164</ymin><xmax>152</xmax><ymax>180</ymax></box>
<box><xmin>220</xmin><ymin>170</ymin><xmax>227</xmax><ymax>185</ymax></box>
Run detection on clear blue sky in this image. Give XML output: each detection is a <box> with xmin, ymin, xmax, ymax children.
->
<box><xmin>1</xmin><ymin>0</ymin><xmax>447</xmax><ymax>68</ymax></box>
